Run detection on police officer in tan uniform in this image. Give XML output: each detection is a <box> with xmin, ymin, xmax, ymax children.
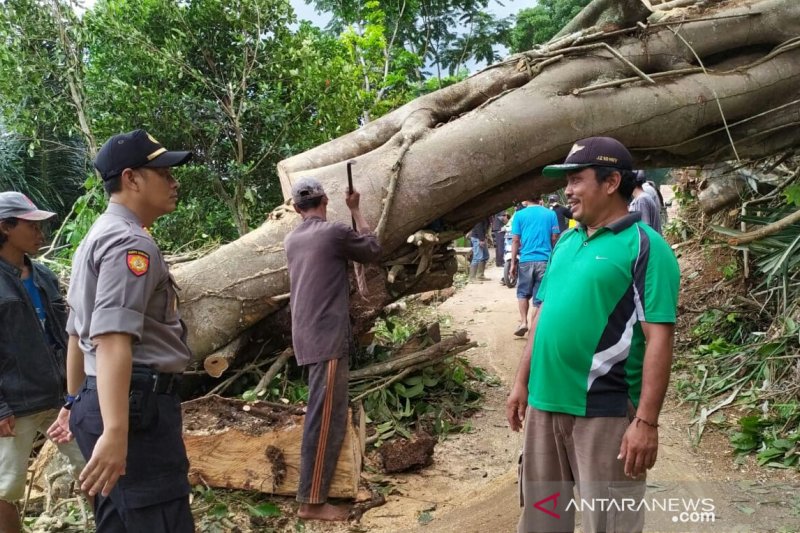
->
<box><xmin>49</xmin><ymin>130</ymin><xmax>194</xmax><ymax>532</ymax></box>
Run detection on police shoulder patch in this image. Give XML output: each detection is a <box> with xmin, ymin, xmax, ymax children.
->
<box><xmin>126</xmin><ymin>250</ymin><xmax>150</xmax><ymax>277</ymax></box>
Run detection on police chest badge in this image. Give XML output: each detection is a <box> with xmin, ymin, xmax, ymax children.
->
<box><xmin>126</xmin><ymin>250</ymin><xmax>150</xmax><ymax>277</ymax></box>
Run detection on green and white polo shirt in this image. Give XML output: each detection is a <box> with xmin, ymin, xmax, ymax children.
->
<box><xmin>530</xmin><ymin>213</ymin><xmax>680</xmax><ymax>417</ymax></box>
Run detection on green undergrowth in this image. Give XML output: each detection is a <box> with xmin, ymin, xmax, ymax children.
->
<box><xmin>235</xmin><ymin>300</ymin><xmax>497</xmax><ymax>449</ymax></box>
<box><xmin>675</xmin><ymin>315</ymin><xmax>800</xmax><ymax>469</ymax></box>
<box><xmin>671</xmin><ymin>166</ymin><xmax>800</xmax><ymax>471</ymax></box>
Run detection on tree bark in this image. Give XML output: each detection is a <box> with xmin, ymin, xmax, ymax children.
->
<box><xmin>349</xmin><ymin>331</ymin><xmax>472</xmax><ymax>381</ymax></box>
<box><xmin>174</xmin><ymin>0</ymin><xmax>800</xmax><ymax>362</ymax></box>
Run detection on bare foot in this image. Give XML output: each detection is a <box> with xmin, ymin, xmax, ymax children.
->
<box><xmin>297</xmin><ymin>502</ymin><xmax>351</xmax><ymax>521</ymax></box>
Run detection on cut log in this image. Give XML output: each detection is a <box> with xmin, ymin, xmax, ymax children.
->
<box><xmin>182</xmin><ymin>395</ymin><xmax>363</xmax><ymax>498</ymax></box>
<box><xmin>203</xmin><ymin>331</ymin><xmax>252</xmax><ymax>378</ymax></box>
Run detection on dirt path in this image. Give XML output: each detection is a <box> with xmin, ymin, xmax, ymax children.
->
<box><xmin>356</xmin><ymin>263</ymin><xmax>800</xmax><ymax>533</ymax></box>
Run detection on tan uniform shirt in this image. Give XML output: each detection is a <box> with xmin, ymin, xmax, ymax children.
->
<box><xmin>66</xmin><ymin>203</ymin><xmax>191</xmax><ymax>375</ymax></box>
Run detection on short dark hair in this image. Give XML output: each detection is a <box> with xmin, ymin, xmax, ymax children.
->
<box><xmin>593</xmin><ymin>166</ymin><xmax>636</xmax><ymax>202</ymax></box>
<box><xmin>0</xmin><ymin>217</ymin><xmax>19</xmax><ymax>247</ymax></box>
<box><xmin>295</xmin><ymin>196</ymin><xmax>323</xmax><ymax>212</ymax></box>
<box><xmin>103</xmin><ymin>174</ymin><xmax>123</xmax><ymax>195</ymax></box>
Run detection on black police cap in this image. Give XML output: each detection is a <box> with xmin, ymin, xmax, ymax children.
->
<box><xmin>94</xmin><ymin>129</ymin><xmax>192</xmax><ymax>181</ymax></box>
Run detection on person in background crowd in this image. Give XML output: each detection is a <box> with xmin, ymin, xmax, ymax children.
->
<box><xmin>508</xmin><ymin>196</ymin><xmax>559</xmax><ymax>337</ymax></box>
<box><xmin>467</xmin><ymin>218</ymin><xmax>490</xmax><ymax>282</ymax></box>
<box><xmin>630</xmin><ymin>171</ymin><xmax>662</xmax><ymax>234</ymax></box>
<box><xmin>548</xmin><ymin>193</ymin><xmax>573</xmax><ymax>234</ymax></box>
<box><xmin>492</xmin><ymin>210</ymin><xmax>509</xmax><ymax>269</ymax></box>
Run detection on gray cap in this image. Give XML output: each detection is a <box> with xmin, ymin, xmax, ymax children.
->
<box><xmin>548</xmin><ymin>194</ymin><xmax>559</xmax><ymax>203</ymax></box>
<box><xmin>0</xmin><ymin>192</ymin><xmax>56</xmax><ymax>221</ymax></box>
<box><xmin>291</xmin><ymin>176</ymin><xmax>326</xmax><ymax>204</ymax></box>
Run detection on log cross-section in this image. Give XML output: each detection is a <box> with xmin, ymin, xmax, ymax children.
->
<box><xmin>182</xmin><ymin>395</ymin><xmax>364</xmax><ymax>498</ymax></box>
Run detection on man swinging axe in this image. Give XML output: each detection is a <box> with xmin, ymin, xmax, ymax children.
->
<box><xmin>284</xmin><ymin>173</ymin><xmax>382</xmax><ymax>520</ymax></box>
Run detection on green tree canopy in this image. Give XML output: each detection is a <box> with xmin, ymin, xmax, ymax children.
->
<box><xmin>508</xmin><ymin>0</ymin><xmax>591</xmax><ymax>52</ymax></box>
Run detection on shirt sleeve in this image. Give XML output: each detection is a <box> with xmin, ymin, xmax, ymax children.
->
<box><xmin>66</xmin><ymin>311</ymin><xmax>77</xmax><ymax>336</ymax></box>
<box><xmin>550</xmin><ymin>211</ymin><xmax>560</xmax><ymax>235</ymax></box>
<box><xmin>89</xmin><ymin>235</ymin><xmax>161</xmax><ymax>341</ymax></box>
<box><xmin>511</xmin><ymin>212</ymin><xmax>521</xmax><ymax>236</ymax></box>
<box><xmin>336</xmin><ymin>223</ymin><xmax>383</xmax><ymax>264</ymax></box>
<box><xmin>635</xmin><ymin>230</ymin><xmax>680</xmax><ymax>323</ymax></box>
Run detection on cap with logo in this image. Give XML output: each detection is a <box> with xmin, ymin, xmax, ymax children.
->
<box><xmin>0</xmin><ymin>192</ymin><xmax>56</xmax><ymax>221</ymax></box>
<box><xmin>542</xmin><ymin>137</ymin><xmax>633</xmax><ymax>178</ymax></box>
<box><xmin>548</xmin><ymin>194</ymin><xmax>560</xmax><ymax>203</ymax></box>
<box><xmin>94</xmin><ymin>129</ymin><xmax>192</xmax><ymax>181</ymax></box>
<box><xmin>291</xmin><ymin>176</ymin><xmax>326</xmax><ymax>204</ymax></box>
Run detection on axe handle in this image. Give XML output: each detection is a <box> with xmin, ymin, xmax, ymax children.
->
<box><xmin>347</xmin><ymin>162</ymin><xmax>356</xmax><ymax>231</ymax></box>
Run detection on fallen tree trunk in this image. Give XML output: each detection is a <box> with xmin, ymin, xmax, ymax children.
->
<box><xmin>173</xmin><ymin>0</ymin><xmax>800</xmax><ymax>362</ymax></box>
<box><xmin>699</xmin><ymin>173</ymin><xmax>748</xmax><ymax>215</ymax></box>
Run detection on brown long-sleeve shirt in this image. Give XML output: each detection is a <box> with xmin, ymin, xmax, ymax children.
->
<box><xmin>284</xmin><ymin>216</ymin><xmax>382</xmax><ymax>365</ymax></box>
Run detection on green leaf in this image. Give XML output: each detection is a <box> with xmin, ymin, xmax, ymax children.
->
<box><xmin>782</xmin><ymin>183</ymin><xmax>800</xmax><ymax>206</ymax></box>
<box><xmin>210</xmin><ymin>502</ymin><xmax>229</xmax><ymax>517</ymax></box>
<box><xmin>247</xmin><ymin>502</ymin><xmax>281</xmax><ymax>517</ymax></box>
<box><xmin>242</xmin><ymin>389</ymin><xmax>258</xmax><ymax>402</ymax></box>
<box><xmin>730</xmin><ymin>432</ymin><xmax>759</xmax><ymax>452</ymax></box>
<box><xmin>418</xmin><ymin>511</ymin><xmax>434</xmax><ymax>524</ymax></box>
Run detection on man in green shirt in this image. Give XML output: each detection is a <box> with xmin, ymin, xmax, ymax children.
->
<box><xmin>506</xmin><ymin>137</ymin><xmax>680</xmax><ymax>533</ymax></box>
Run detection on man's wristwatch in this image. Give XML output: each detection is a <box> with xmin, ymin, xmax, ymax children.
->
<box><xmin>63</xmin><ymin>394</ymin><xmax>76</xmax><ymax>411</ymax></box>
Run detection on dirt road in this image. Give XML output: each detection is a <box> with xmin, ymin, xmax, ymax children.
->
<box><xmin>357</xmin><ymin>264</ymin><xmax>800</xmax><ymax>533</ymax></box>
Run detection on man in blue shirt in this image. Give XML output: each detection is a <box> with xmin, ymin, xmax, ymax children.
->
<box><xmin>509</xmin><ymin>196</ymin><xmax>559</xmax><ymax>337</ymax></box>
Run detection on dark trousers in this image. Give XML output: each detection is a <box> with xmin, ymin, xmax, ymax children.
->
<box><xmin>297</xmin><ymin>356</ymin><xmax>350</xmax><ymax>504</ymax></box>
<box><xmin>493</xmin><ymin>230</ymin><xmax>506</xmax><ymax>266</ymax></box>
<box><xmin>70</xmin><ymin>382</ymin><xmax>194</xmax><ymax>533</ymax></box>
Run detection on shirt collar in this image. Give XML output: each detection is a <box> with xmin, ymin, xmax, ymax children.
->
<box><xmin>0</xmin><ymin>254</ymin><xmax>35</xmax><ymax>279</ymax></box>
<box><xmin>106</xmin><ymin>202</ymin><xmax>144</xmax><ymax>226</ymax></box>
<box><xmin>576</xmin><ymin>213</ymin><xmax>641</xmax><ymax>237</ymax></box>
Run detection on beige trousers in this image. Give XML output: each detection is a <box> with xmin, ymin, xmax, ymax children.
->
<box><xmin>517</xmin><ymin>406</ymin><xmax>646</xmax><ymax>533</ymax></box>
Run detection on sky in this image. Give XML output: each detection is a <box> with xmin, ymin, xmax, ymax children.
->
<box><xmin>292</xmin><ymin>0</ymin><xmax>533</xmax><ymax>33</ymax></box>
<box><xmin>79</xmin><ymin>0</ymin><xmax>535</xmax><ymax>27</ymax></box>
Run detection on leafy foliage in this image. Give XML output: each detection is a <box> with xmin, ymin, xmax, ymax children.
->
<box><xmin>358</xmin><ymin>357</ymin><xmax>489</xmax><ymax>446</ymax></box>
<box><xmin>1</xmin><ymin>0</ymin><xmax>367</xmax><ymax>254</ymax></box>
<box><xmin>84</xmin><ymin>0</ymin><xmax>363</xmax><ymax>238</ymax></box>
<box><xmin>678</xmin><ymin>164</ymin><xmax>800</xmax><ymax>469</ymax></box>
<box><xmin>508</xmin><ymin>0</ymin><xmax>591</xmax><ymax>52</ymax></box>
<box><xmin>317</xmin><ymin>0</ymin><xmax>508</xmax><ymax>85</ymax></box>
<box><xmin>0</xmin><ymin>132</ymin><xmax>88</xmax><ymax>217</ymax></box>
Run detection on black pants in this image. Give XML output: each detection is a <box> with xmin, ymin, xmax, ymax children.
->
<box><xmin>70</xmin><ymin>382</ymin><xmax>194</xmax><ymax>533</ymax></box>
<box><xmin>297</xmin><ymin>356</ymin><xmax>350</xmax><ymax>504</ymax></box>
<box><xmin>493</xmin><ymin>230</ymin><xmax>506</xmax><ymax>266</ymax></box>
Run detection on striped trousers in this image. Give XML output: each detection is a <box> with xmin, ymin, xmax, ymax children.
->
<box><xmin>297</xmin><ymin>356</ymin><xmax>350</xmax><ymax>504</ymax></box>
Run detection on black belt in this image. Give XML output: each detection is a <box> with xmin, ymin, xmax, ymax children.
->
<box><xmin>85</xmin><ymin>370</ymin><xmax>181</xmax><ymax>395</ymax></box>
